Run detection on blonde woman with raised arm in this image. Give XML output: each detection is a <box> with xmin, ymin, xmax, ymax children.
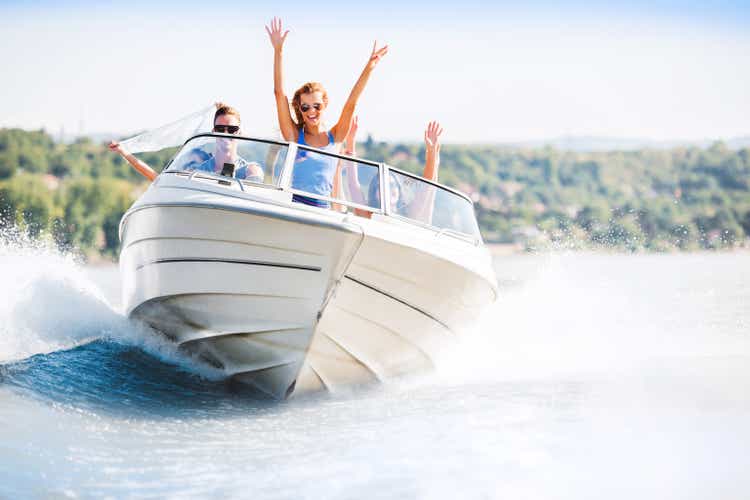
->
<box><xmin>266</xmin><ymin>16</ymin><xmax>387</xmax><ymax>208</ymax></box>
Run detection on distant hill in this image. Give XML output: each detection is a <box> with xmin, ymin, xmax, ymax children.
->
<box><xmin>56</xmin><ymin>132</ymin><xmax>138</xmax><ymax>145</ymax></box>
<box><xmin>60</xmin><ymin>131</ymin><xmax>750</xmax><ymax>153</ymax></box>
<box><xmin>504</xmin><ymin>135</ymin><xmax>750</xmax><ymax>152</ymax></box>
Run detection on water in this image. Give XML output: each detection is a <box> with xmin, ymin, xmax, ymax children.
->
<box><xmin>1</xmin><ymin>240</ymin><xmax>749</xmax><ymax>499</ymax></box>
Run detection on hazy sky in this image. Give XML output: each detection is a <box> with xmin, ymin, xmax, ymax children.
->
<box><xmin>1</xmin><ymin>0</ymin><xmax>748</xmax><ymax>142</ymax></box>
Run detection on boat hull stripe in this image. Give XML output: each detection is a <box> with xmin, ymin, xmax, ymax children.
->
<box><xmin>343</xmin><ymin>275</ymin><xmax>453</xmax><ymax>333</ymax></box>
<box><xmin>135</xmin><ymin>257</ymin><xmax>322</xmax><ymax>272</ymax></box>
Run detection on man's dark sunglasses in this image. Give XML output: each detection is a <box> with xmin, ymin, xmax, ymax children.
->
<box><xmin>299</xmin><ymin>103</ymin><xmax>322</xmax><ymax>112</ymax></box>
<box><xmin>213</xmin><ymin>125</ymin><xmax>240</xmax><ymax>134</ymax></box>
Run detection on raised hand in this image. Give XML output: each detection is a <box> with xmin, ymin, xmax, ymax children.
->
<box><xmin>422</xmin><ymin>121</ymin><xmax>443</xmax><ymax>182</ymax></box>
<box><xmin>265</xmin><ymin>17</ymin><xmax>289</xmax><ymax>51</ymax></box>
<box><xmin>366</xmin><ymin>41</ymin><xmax>389</xmax><ymax>69</ymax></box>
<box><xmin>108</xmin><ymin>140</ymin><xmax>125</xmax><ymax>155</ymax></box>
<box><xmin>424</xmin><ymin>121</ymin><xmax>443</xmax><ymax>153</ymax></box>
<box><xmin>330</xmin><ymin>42</ymin><xmax>387</xmax><ymax>143</ymax></box>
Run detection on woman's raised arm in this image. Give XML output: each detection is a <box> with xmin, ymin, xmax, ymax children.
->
<box><xmin>422</xmin><ymin>121</ymin><xmax>443</xmax><ymax>182</ymax></box>
<box><xmin>330</xmin><ymin>41</ymin><xmax>388</xmax><ymax>143</ymax></box>
<box><xmin>108</xmin><ymin>141</ymin><xmax>157</xmax><ymax>181</ymax></box>
<box><xmin>265</xmin><ymin>17</ymin><xmax>297</xmax><ymax>141</ymax></box>
<box><xmin>407</xmin><ymin>122</ymin><xmax>443</xmax><ymax>224</ymax></box>
<box><xmin>342</xmin><ymin>116</ymin><xmax>368</xmax><ymax>205</ymax></box>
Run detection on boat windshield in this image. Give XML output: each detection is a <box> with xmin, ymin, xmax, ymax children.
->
<box><xmin>289</xmin><ymin>144</ymin><xmax>480</xmax><ymax>239</ymax></box>
<box><xmin>386</xmin><ymin>169</ymin><xmax>481</xmax><ymax>239</ymax></box>
<box><xmin>166</xmin><ymin>135</ymin><xmax>481</xmax><ymax>240</ymax></box>
<box><xmin>166</xmin><ymin>135</ymin><xmax>288</xmax><ymax>187</ymax></box>
<box><xmin>291</xmin><ymin>144</ymin><xmax>383</xmax><ymax>212</ymax></box>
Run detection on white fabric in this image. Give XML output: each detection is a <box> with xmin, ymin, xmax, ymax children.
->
<box><xmin>119</xmin><ymin>104</ymin><xmax>216</xmax><ymax>154</ymax></box>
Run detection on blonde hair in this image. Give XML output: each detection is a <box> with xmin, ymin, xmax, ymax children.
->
<box><xmin>214</xmin><ymin>102</ymin><xmax>241</xmax><ymax>124</ymax></box>
<box><xmin>291</xmin><ymin>82</ymin><xmax>328</xmax><ymax>130</ymax></box>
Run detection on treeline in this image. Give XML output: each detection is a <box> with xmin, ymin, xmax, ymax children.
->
<box><xmin>360</xmin><ymin>135</ymin><xmax>750</xmax><ymax>251</ymax></box>
<box><xmin>1</xmin><ymin>128</ymin><xmax>749</xmax><ymax>258</ymax></box>
<box><xmin>0</xmin><ymin>129</ymin><xmax>172</xmax><ymax>257</ymax></box>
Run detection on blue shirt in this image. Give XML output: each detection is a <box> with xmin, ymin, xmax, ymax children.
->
<box><xmin>291</xmin><ymin>129</ymin><xmax>338</xmax><ymax>208</ymax></box>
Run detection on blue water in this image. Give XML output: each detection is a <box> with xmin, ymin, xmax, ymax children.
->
<box><xmin>1</xmin><ymin>240</ymin><xmax>749</xmax><ymax>499</ymax></box>
<box><xmin>1</xmin><ymin>340</ymin><xmax>252</xmax><ymax>417</ymax></box>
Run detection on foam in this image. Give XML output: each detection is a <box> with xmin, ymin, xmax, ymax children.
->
<box><xmin>0</xmin><ymin>229</ymin><xmax>223</xmax><ymax>380</ymax></box>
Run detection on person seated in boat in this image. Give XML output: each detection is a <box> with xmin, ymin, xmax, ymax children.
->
<box><xmin>193</xmin><ymin>103</ymin><xmax>265</xmax><ymax>182</ymax></box>
<box><xmin>108</xmin><ymin>103</ymin><xmax>264</xmax><ymax>183</ymax></box>
<box><xmin>183</xmin><ymin>148</ymin><xmax>212</xmax><ymax>171</ymax></box>
<box><xmin>265</xmin><ymin>16</ymin><xmax>388</xmax><ymax>208</ymax></box>
<box><xmin>343</xmin><ymin>117</ymin><xmax>443</xmax><ymax>223</ymax></box>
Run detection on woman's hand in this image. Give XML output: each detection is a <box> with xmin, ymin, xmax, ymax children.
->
<box><xmin>108</xmin><ymin>140</ymin><xmax>125</xmax><ymax>156</ymax></box>
<box><xmin>108</xmin><ymin>141</ymin><xmax>157</xmax><ymax>181</ymax></box>
<box><xmin>265</xmin><ymin>17</ymin><xmax>289</xmax><ymax>52</ymax></box>
<box><xmin>345</xmin><ymin>115</ymin><xmax>359</xmax><ymax>153</ymax></box>
<box><xmin>331</xmin><ymin>43</ymin><xmax>387</xmax><ymax>143</ymax></box>
<box><xmin>424</xmin><ymin>121</ymin><xmax>443</xmax><ymax>154</ymax></box>
<box><xmin>422</xmin><ymin>121</ymin><xmax>443</xmax><ymax>182</ymax></box>
<box><xmin>267</xmin><ymin>16</ymin><xmax>295</xmax><ymax>140</ymax></box>
<box><xmin>366</xmin><ymin>41</ymin><xmax>389</xmax><ymax>70</ymax></box>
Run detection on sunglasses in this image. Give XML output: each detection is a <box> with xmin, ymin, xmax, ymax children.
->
<box><xmin>213</xmin><ymin>125</ymin><xmax>240</xmax><ymax>134</ymax></box>
<box><xmin>299</xmin><ymin>103</ymin><xmax>322</xmax><ymax>112</ymax></box>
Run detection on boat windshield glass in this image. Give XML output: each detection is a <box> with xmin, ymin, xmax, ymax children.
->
<box><xmin>291</xmin><ymin>145</ymin><xmax>382</xmax><ymax>212</ymax></box>
<box><xmin>167</xmin><ymin>135</ymin><xmax>480</xmax><ymax>239</ymax></box>
<box><xmin>166</xmin><ymin>135</ymin><xmax>288</xmax><ymax>186</ymax></box>
<box><xmin>387</xmin><ymin>169</ymin><xmax>482</xmax><ymax>239</ymax></box>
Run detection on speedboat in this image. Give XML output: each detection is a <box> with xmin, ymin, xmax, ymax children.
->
<box><xmin>119</xmin><ymin>132</ymin><xmax>498</xmax><ymax>398</ymax></box>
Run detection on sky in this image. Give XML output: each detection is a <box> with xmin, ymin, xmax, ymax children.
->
<box><xmin>0</xmin><ymin>0</ymin><xmax>748</xmax><ymax>143</ymax></box>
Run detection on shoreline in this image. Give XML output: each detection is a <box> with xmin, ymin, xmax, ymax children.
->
<box><xmin>485</xmin><ymin>242</ymin><xmax>750</xmax><ymax>257</ymax></box>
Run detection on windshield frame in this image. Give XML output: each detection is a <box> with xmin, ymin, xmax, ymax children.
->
<box><xmin>165</xmin><ymin>132</ymin><xmax>291</xmax><ymax>190</ymax></box>
<box><xmin>384</xmin><ymin>164</ymin><xmax>475</xmax><ymax>205</ymax></box>
<box><xmin>382</xmin><ymin>164</ymin><xmax>482</xmax><ymax>243</ymax></box>
<box><xmin>163</xmin><ymin>133</ymin><xmax>480</xmax><ymax>241</ymax></box>
<box><xmin>289</xmin><ymin>142</ymin><xmax>386</xmax><ymax>214</ymax></box>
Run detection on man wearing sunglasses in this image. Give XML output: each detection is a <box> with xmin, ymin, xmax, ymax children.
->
<box><xmin>193</xmin><ymin>103</ymin><xmax>264</xmax><ymax>182</ymax></box>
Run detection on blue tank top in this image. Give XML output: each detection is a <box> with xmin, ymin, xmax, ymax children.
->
<box><xmin>291</xmin><ymin>129</ymin><xmax>338</xmax><ymax>208</ymax></box>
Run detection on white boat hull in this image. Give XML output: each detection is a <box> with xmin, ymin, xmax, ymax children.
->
<box><xmin>121</xmin><ymin>175</ymin><xmax>497</xmax><ymax>398</ymax></box>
